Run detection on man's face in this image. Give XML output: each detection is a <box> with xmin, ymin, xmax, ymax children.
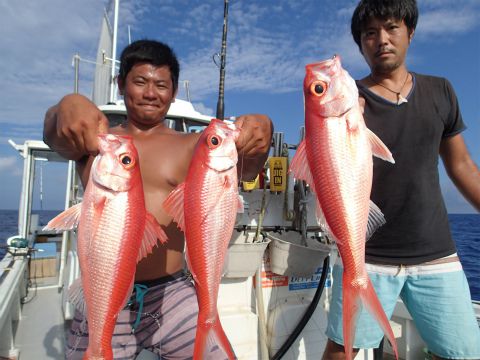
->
<box><xmin>360</xmin><ymin>17</ymin><xmax>413</xmax><ymax>74</ymax></box>
<box><xmin>119</xmin><ymin>62</ymin><xmax>176</xmax><ymax>126</ymax></box>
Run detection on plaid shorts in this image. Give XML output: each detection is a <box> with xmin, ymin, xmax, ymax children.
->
<box><xmin>66</xmin><ymin>271</ymin><xmax>225</xmax><ymax>359</ymax></box>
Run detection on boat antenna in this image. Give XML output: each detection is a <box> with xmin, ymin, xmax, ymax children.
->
<box><xmin>215</xmin><ymin>0</ymin><xmax>229</xmax><ymax>120</ymax></box>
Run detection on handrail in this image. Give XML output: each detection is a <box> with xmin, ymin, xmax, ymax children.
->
<box><xmin>0</xmin><ymin>254</ymin><xmax>28</xmax><ymax>358</ymax></box>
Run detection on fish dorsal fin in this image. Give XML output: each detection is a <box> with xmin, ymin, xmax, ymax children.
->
<box><xmin>289</xmin><ymin>139</ymin><xmax>316</xmax><ymax>192</ymax></box>
<box><xmin>367</xmin><ymin>128</ymin><xmax>395</xmax><ymax>164</ymax></box>
<box><xmin>67</xmin><ymin>277</ymin><xmax>87</xmax><ymax>316</ymax></box>
<box><xmin>163</xmin><ymin>182</ymin><xmax>186</xmax><ymax>231</ymax></box>
<box><xmin>366</xmin><ymin>200</ymin><xmax>386</xmax><ymax>241</ymax></box>
<box><xmin>137</xmin><ymin>212</ymin><xmax>167</xmax><ymax>263</ymax></box>
<box><xmin>43</xmin><ymin>202</ymin><xmax>83</xmax><ymax>231</ymax></box>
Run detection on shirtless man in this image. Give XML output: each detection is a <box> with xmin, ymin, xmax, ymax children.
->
<box><xmin>44</xmin><ymin>39</ymin><xmax>273</xmax><ymax>359</ymax></box>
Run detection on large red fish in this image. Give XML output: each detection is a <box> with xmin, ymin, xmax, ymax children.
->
<box><xmin>289</xmin><ymin>56</ymin><xmax>398</xmax><ymax>360</ymax></box>
<box><xmin>45</xmin><ymin>134</ymin><xmax>167</xmax><ymax>360</ymax></box>
<box><xmin>163</xmin><ymin>119</ymin><xmax>240</xmax><ymax>360</ymax></box>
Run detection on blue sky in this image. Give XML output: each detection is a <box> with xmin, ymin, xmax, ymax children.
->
<box><xmin>0</xmin><ymin>0</ymin><xmax>479</xmax><ymax>213</ymax></box>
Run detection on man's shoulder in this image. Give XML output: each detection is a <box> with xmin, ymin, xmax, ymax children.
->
<box><xmin>412</xmin><ymin>72</ymin><xmax>449</xmax><ymax>86</ymax></box>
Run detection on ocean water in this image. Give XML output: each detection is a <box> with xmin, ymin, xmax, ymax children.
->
<box><xmin>0</xmin><ymin>210</ymin><xmax>479</xmax><ymax>300</ymax></box>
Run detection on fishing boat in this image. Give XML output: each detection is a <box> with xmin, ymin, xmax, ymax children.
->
<box><xmin>3</xmin><ymin>104</ymin><xmax>480</xmax><ymax>360</ymax></box>
<box><xmin>1</xmin><ymin>2</ymin><xmax>478</xmax><ymax>360</ymax></box>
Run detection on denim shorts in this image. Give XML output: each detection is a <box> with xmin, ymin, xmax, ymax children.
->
<box><xmin>325</xmin><ymin>257</ymin><xmax>480</xmax><ymax>359</ymax></box>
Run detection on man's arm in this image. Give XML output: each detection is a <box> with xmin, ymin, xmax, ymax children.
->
<box><xmin>43</xmin><ymin>93</ymin><xmax>109</xmax><ymax>161</ymax></box>
<box><xmin>440</xmin><ymin>134</ymin><xmax>480</xmax><ymax>212</ymax></box>
<box><xmin>234</xmin><ymin>114</ymin><xmax>273</xmax><ymax>181</ymax></box>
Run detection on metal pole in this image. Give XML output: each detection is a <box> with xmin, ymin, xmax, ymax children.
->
<box><xmin>109</xmin><ymin>0</ymin><xmax>119</xmax><ymax>103</ymax></box>
<box><xmin>73</xmin><ymin>53</ymin><xmax>80</xmax><ymax>93</ymax></box>
<box><xmin>215</xmin><ymin>0</ymin><xmax>229</xmax><ymax>120</ymax></box>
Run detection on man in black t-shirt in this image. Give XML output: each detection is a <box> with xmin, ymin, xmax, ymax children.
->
<box><xmin>322</xmin><ymin>1</ymin><xmax>480</xmax><ymax>359</ymax></box>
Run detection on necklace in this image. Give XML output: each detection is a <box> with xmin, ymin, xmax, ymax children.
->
<box><xmin>370</xmin><ymin>72</ymin><xmax>410</xmax><ymax>105</ymax></box>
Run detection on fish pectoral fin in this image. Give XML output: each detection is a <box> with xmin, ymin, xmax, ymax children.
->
<box><xmin>366</xmin><ymin>200</ymin><xmax>386</xmax><ymax>241</ymax></box>
<box><xmin>43</xmin><ymin>202</ymin><xmax>82</xmax><ymax>232</ymax></box>
<box><xmin>367</xmin><ymin>128</ymin><xmax>395</xmax><ymax>164</ymax></box>
<box><xmin>67</xmin><ymin>278</ymin><xmax>87</xmax><ymax>316</ymax></box>
<box><xmin>137</xmin><ymin>213</ymin><xmax>167</xmax><ymax>262</ymax></box>
<box><xmin>163</xmin><ymin>182</ymin><xmax>186</xmax><ymax>231</ymax></box>
<box><xmin>237</xmin><ymin>194</ymin><xmax>244</xmax><ymax>214</ymax></box>
<box><xmin>289</xmin><ymin>139</ymin><xmax>316</xmax><ymax>191</ymax></box>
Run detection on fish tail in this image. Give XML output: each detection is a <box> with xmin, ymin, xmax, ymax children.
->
<box><xmin>342</xmin><ymin>275</ymin><xmax>362</xmax><ymax>360</ymax></box>
<box><xmin>359</xmin><ymin>277</ymin><xmax>398</xmax><ymax>359</ymax></box>
<box><xmin>193</xmin><ymin>315</ymin><xmax>236</xmax><ymax>360</ymax></box>
<box><xmin>343</xmin><ymin>275</ymin><xmax>399</xmax><ymax>360</ymax></box>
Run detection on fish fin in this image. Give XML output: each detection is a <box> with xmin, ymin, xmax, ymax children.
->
<box><xmin>42</xmin><ymin>203</ymin><xmax>82</xmax><ymax>231</ymax></box>
<box><xmin>342</xmin><ymin>274</ymin><xmax>362</xmax><ymax>360</ymax></box>
<box><xmin>67</xmin><ymin>278</ymin><xmax>87</xmax><ymax>316</ymax></box>
<box><xmin>237</xmin><ymin>194</ymin><xmax>244</xmax><ymax>213</ymax></box>
<box><xmin>359</xmin><ymin>277</ymin><xmax>399</xmax><ymax>360</ymax></box>
<box><xmin>291</xmin><ymin>148</ymin><xmax>338</xmax><ymax>245</ymax></box>
<box><xmin>367</xmin><ymin>128</ymin><xmax>395</xmax><ymax>164</ymax></box>
<box><xmin>346</xmin><ymin>108</ymin><xmax>360</xmax><ymax>131</ymax></box>
<box><xmin>137</xmin><ymin>213</ymin><xmax>167</xmax><ymax>262</ymax></box>
<box><xmin>366</xmin><ymin>201</ymin><xmax>386</xmax><ymax>241</ymax></box>
<box><xmin>163</xmin><ymin>183</ymin><xmax>186</xmax><ymax>231</ymax></box>
<box><xmin>289</xmin><ymin>140</ymin><xmax>316</xmax><ymax>190</ymax></box>
<box><xmin>194</xmin><ymin>316</ymin><xmax>236</xmax><ymax>360</ymax></box>
<box><xmin>184</xmin><ymin>247</ymin><xmax>197</xmax><ymax>283</ymax></box>
<box><xmin>222</xmin><ymin>250</ymin><xmax>230</xmax><ymax>277</ymax></box>
<box><xmin>120</xmin><ymin>281</ymin><xmax>135</xmax><ymax>312</ymax></box>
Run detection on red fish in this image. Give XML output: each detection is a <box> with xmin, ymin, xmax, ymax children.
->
<box><xmin>163</xmin><ymin>119</ymin><xmax>240</xmax><ymax>360</ymax></box>
<box><xmin>289</xmin><ymin>56</ymin><xmax>398</xmax><ymax>360</ymax></box>
<box><xmin>44</xmin><ymin>134</ymin><xmax>167</xmax><ymax>360</ymax></box>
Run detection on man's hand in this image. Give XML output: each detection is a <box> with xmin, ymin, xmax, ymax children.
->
<box><xmin>234</xmin><ymin>114</ymin><xmax>273</xmax><ymax>158</ymax></box>
<box><xmin>234</xmin><ymin>114</ymin><xmax>273</xmax><ymax>181</ymax></box>
<box><xmin>44</xmin><ymin>94</ymin><xmax>109</xmax><ymax>160</ymax></box>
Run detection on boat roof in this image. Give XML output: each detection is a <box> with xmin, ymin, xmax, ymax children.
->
<box><xmin>99</xmin><ymin>98</ymin><xmax>213</xmax><ymax>124</ymax></box>
<box><xmin>9</xmin><ymin>98</ymin><xmax>213</xmax><ymax>163</ymax></box>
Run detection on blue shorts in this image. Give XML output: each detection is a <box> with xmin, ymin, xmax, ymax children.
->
<box><xmin>325</xmin><ymin>257</ymin><xmax>480</xmax><ymax>359</ymax></box>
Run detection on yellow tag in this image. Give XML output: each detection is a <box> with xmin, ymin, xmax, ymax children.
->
<box><xmin>242</xmin><ymin>175</ymin><xmax>259</xmax><ymax>191</ymax></box>
<box><xmin>269</xmin><ymin>157</ymin><xmax>287</xmax><ymax>192</ymax></box>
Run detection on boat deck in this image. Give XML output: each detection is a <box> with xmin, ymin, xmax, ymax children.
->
<box><xmin>15</xmin><ymin>278</ymin><xmax>67</xmax><ymax>359</ymax></box>
<box><xmin>14</xmin><ymin>279</ymin><xmax>157</xmax><ymax>359</ymax></box>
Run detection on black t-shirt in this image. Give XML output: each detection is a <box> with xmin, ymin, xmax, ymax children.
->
<box><xmin>357</xmin><ymin>73</ymin><xmax>466</xmax><ymax>265</ymax></box>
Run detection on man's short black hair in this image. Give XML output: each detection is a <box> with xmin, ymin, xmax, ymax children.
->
<box><xmin>118</xmin><ymin>39</ymin><xmax>180</xmax><ymax>92</ymax></box>
<box><xmin>351</xmin><ymin>0</ymin><xmax>418</xmax><ymax>50</ymax></box>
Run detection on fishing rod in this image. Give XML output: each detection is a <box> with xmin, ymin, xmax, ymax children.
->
<box><xmin>215</xmin><ymin>0</ymin><xmax>229</xmax><ymax>120</ymax></box>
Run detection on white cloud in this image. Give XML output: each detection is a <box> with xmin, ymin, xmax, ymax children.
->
<box><xmin>0</xmin><ymin>156</ymin><xmax>21</xmax><ymax>175</ymax></box>
<box><xmin>417</xmin><ymin>9</ymin><xmax>479</xmax><ymax>37</ymax></box>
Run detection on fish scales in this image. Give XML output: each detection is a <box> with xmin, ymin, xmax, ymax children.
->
<box><xmin>289</xmin><ymin>56</ymin><xmax>398</xmax><ymax>360</ymax></box>
<box><xmin>163</xmin><ymin>119</ymin><xmax>239</xmax><ymax>360</ymax></box>
<box><xmin>44</xmin><ymin>134</ymin><xmax>167</xmax><ymax>359</ymax></box>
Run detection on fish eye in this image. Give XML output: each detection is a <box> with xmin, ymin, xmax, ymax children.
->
<box><xmin>119</xmin><ymin>153</ymin><xmax>135</xmax><ymax>169</ymax></box>
<box><xmin>207</xmin><ymin>134</ymin><xmax>222</xmax><ymax>149</ymax></box>
<box><xmin>310</xmin><ymin>81</ymin><xmax>328</xmax><ymax>97</ymax></box>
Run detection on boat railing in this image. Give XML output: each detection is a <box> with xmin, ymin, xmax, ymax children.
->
<box><xmin>0</xmin><ymin>252</ymin><xmax>28</xmax><ymax>359</ymax></box>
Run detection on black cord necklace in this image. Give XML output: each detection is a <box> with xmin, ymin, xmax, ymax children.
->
<box><xmin>370</xmin><ymin>72</ymin><xmax>410</xmax><ymax>105</ymax></box>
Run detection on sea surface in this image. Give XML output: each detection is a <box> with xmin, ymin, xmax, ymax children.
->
<box><xmin>0</xmin><ymin>210</ymin><xmax>479</xmax><ymax>300</ymax></box>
